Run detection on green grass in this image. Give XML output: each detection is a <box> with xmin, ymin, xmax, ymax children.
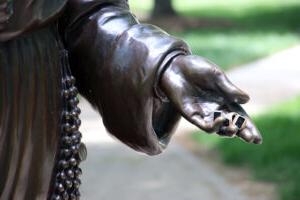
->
<box><xmin>175</xmin><ymin>30</ymin><xmax>299</xmax><ymax>70</ymax></box>
<box><xmin>192</xmin><ymin>97</ymin><xmax>300</xmax><ymax>200</ymax></box>
<box><xmin>129</xmin><ymin>0</ymin><xmax>300</xmax><ymax>70</ymax></box>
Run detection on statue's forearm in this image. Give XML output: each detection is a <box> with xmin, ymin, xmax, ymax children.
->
<box><xmin>62</xmin><ymin>1</ymin><xmax>193</xmax><ymax>155</ymax></box>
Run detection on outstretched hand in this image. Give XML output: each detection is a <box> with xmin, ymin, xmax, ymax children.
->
<box><xmin>160</xmin><ymin>55</ymin><xmax>262</xmax><ymax>144</ymax></box>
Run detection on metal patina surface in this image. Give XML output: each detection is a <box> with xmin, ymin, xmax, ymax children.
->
<box><xmin>0</xmin><ymin>0</ymin><xmax>261</xmax><ymax>199</ymax></box>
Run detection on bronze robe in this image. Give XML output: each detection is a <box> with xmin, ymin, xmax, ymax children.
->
<box><xmin>0</xmin><ymin>0</ymin><xmax>190</xmax><ymax>199</ymax></box>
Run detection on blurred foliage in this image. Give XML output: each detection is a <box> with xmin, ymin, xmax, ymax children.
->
<box><xmin>129</xmin><ymin>0</ymin><xmax>300</xmax><ymax>70</ymax></box>
<box><xmin>193</xmin><ymin>97</ymin><xmax>300</xmax><ymax>200</ymax></box>
<box><xmin>175</xmin><ymin>30</ymin><xmax>298</xmax><ymax>70</ymax></box>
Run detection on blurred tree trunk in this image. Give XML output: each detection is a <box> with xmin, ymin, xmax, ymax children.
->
<box><xmin>151</xmin><ymin>0</ymin><xmax>177</xmax><ymax>17</ymax></box>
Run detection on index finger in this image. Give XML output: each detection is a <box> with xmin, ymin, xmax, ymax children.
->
<box><xmin>237</xmin><ymin>122</ymin><xmax>263</xmax><ymax>144</ymax></box>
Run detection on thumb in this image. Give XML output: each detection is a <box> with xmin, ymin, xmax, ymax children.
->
<box><xmin>215</xmin><ymin>72</ymin><xmax>250</xmax><ymax>104</ymax></box>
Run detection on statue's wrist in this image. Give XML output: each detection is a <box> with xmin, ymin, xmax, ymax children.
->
<box><xmin>155</xmin><ymin>53</ymin><xmax>186</xmax><ymax>102</ymax></box>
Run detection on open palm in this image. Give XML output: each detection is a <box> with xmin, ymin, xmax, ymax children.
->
<box><xmin>160</xmin><ymin>55</ymin><xmax>262</xmax><ymax>144</ymax></box>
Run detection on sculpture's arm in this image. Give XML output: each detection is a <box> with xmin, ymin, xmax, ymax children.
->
<box><xmin>60</xmin><ymin>0</ymin><xmax>261</xmax><ymax>155</ymax></box>
<box><xmin>60</xmin><ymin>0</ymin><xmax>191</xmax><ymax>155</ymax></box>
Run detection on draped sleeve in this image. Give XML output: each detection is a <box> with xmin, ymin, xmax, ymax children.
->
<box><xmin>62</xmin><ymin>0</ymin><xmax>191</xmax><ymax>155</ymax></box>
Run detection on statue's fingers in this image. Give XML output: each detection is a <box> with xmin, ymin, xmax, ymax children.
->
<box><xmin>237</xmin><ymin>129</ymin><xmax>255</xmax><ymax>143</ymax></box>
<box><xmin>216</xmin><ymin>112</ymin><xmax>239</xmax><ymax>137</ymax></box>
<box><xmin>237</xmin><ymin>125</ymin><xmax>262</xmax><ymax>144</ymax></box>
<box><xmin>220</xmin><ymin>108</ymin><xmax>262</xmax><ymax>144</ymax></box>
<box><xmin>189</xmin><ymin>114</ymin><xmax>226</xmax><ymax>133</ymax></box>
<box><xmin>179</xmin><ymin>100</ymin><xmax>226</xmax><ymax>133</ymax></box>
<box><xmin>214</xmin><ymin>71</ymin><xmax>250</xmax><ymax>104</ymax></box>
<box><xmin>245</xmin><ymin>122</ymin><xmax>263</xmax><ymax>144</ymax></box>
<box><xmin>217</xmin><ymin>124</ymin><xmax>239</xmax><ymax>137</ymax></box>
<box><xmin>226</xmin><ymin>103</ymin><xmax>249</xmax><ymax>118</ymax></box>
<box><xmin>253</xmin><ymin>129</ymin><xmax>263</xmax><ymax>144</ymax></box>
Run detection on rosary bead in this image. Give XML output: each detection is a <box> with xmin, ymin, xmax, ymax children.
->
<box><xmin>70</xmin><ymin>76</ymin><xmax>76</xmax><ymax>85</ymax></box>
<box><xmin>61</xmin><ymin>149</ymin><xmax>71</xmax><ymax>157</ymax></box>
<box><xmin>71</xmin><ymin>135</ymin><xmax>79</xmax><ymax>144</ymax></box>
<box><xmin>69</xmin><ymin>98</ymin><xmax>79</xmax><ymax>107</ymax></box>
<box><xmin>75</xmin><ymin>131</ymin><xmax>82</xmax><ymax>139</ymax></box>
<box><xmin>75</xmin><ymin>190</ymin><xmax>81</xmax><ymax>197</ymax></box>
<box><xmin>67</xmin><ymin>169</ymin><xmax>75</xmax><ymax>178</ymax></box>
<box><xmin>71</xmin><ymin>134</ymin><xmax>78</xmax><ymax>140</ymax></box>
<box><xmin>74</xmin><ymin>107</ymin><xmax>81</xmax><ymax>115</ymax></box>
<box><xmin>75</xmin><ymin>119</ymin><xmax>81</xmax><ymax>127</ymax></box>
<box><xmin>65</xmin><ymin>179</ymin><xmax>73</xmax><ymax>189</ymax></box>
<box><xmin>69</xmin><ymin>157</ymin><xmax>77</xmax><ymax>167</ymax></box>
<box><xmin>60</xmin><ymin>171</ymin><xmax>67</xmax><ymax>180</ymax></box>
<box><xmin>63</xmin><ymin>90</ymin><xmax>70</xmax><ymax>99</ymax></box>
<box><xmin>71</xmin><ymin>145</ymin><xmax>79</xmax><ymax>154</ymax></box>
<box><xmin>63</xmin><ymin>123</ymin><xmax>71</xmax><ymax>132</ymax></box>
<box><xmin>73</xmin><ymin>97</ymin><xmax>79</xmax><ymax>105</ymax></box>
<box><xmin>66</xmin><ymin>76</ymin><xmax>75</xmax><ymax>87</ymax></box>
<box><xmin>69</xmin><ymin>100</ymin><xmax>75</xmax><ymax>107</ymax></box>
<box><xmin>74</xmin><ymin>168</ymin><xmax>82</xmax><ymax>177</ymax></box>
<box><xmin>73</xmin><ymin>182</ymin><xmax>80</xmax><ymax>189</ymax></box>
<box><xmin>63</xmin><ymin>111</ymin><xmax>71</xmax><ymax>121</ymax></box>
<box><xmin>52</xmin><ymin>195</ymin><xmax>62</xmax><ymax>200</ymax></box>
<box><xmin>76</xmin><ymin>178</ymin><xmax>81</xmax><ymax>185</ymax></box>
<box><xmin>62</xmin><ymin>136</ymin><xmax>72</xmax><ymax>145</ymax></box>
<box><xmin>73</xmin><ymin>179</ymin><xmax>81</xmax><ymax>189</ymax></box>
<box><xmin>59</xmin><ymin>160</ymin><xmax>69</xmax><ymax>169</ymax></box>
<box><xmin>69</xmin><ymin>194</ymin><xmax>76</xmax><ymax>200</ymax></box>
<box><xmin>56</xmin><ymin>183</ymin><xmax>65</xmax><ymax>193</ymax></box>
<box><xmin>71</xmin><ymin>111</ymin><xmax>79</xmax><ymax>118</ymax></box>
<box><xmin>70</xmin><ymin>125</ymin><xmax>78</xmax><ymax>132</ymax></box>
<box><xmin>70</xmin><ymin>87</ymin><xmax>78</xmax><ymax>96</ymax></box>
<box><xmin>62</xmin><ymin>191</ymin><xmax>69</xmax><ymax>200</ymax></box>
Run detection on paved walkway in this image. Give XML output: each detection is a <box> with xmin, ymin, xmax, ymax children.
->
<box><xmin>229</xmin><ymin>45</ymin><xmax>300</xmax><ymax>114</ymax></box>
<box><xmin>79</xmin><ymin>45</ymin><xmax>300</xmax><ymax>200</ymax></box>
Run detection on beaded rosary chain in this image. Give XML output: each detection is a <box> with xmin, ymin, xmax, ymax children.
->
<box><xmin>51</xmin><ymin>51</ymin><xmax>87</xmax><ymax>200</ymax></box>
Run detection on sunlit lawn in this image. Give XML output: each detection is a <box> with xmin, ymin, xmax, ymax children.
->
<box><xmin>192</xmin><ymin>97</ymin><xmax>300</xmax><ymax>200</ymax></box>
<box><xmin>129</xmin><ymin>0</ymin><xmax>300</xmax><ymax>70</ymax></box>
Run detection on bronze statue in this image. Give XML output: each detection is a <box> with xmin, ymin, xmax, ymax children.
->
<box><xmin>0</xmin><ymin>0</ymin><xmax>262</xmax><ymax>199</ymax></box>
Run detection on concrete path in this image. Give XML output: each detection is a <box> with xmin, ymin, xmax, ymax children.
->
<box><xmin>229</xmin><ymin>45</ymin><xmax>300</xmax><ymax>114</ymax></box>
<box><xmin>79</xmin><ymin>45</ymin><xmax>300</xmax><ymax>200</ymax></box>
